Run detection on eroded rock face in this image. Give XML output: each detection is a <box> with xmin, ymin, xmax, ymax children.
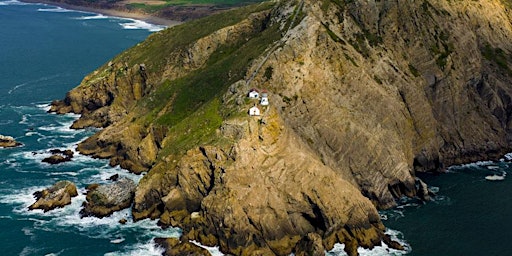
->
<box><xmin>80</xmin><ymin>177</ymin><xmax>136</xmax><ymax>218</ymax></box>
<box><xmin>29</xmin><ymin>180</ymin><xmax>78</xmax><ymax>212</ymax></box>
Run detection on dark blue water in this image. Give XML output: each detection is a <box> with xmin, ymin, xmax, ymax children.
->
<box><xmin>0</xmin><ymin>1</ymin><xmax>181</xmax><ymax>255</ymax></box>
<box><xmin>382</xmin><ymin>161</ymin><xmax>512</xmax><ymax>256</ymax></box>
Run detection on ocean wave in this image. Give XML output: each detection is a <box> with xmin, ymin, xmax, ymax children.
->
<box><xmin>119</xmin><ymin>19</ymin><xmax>165</xmax><ymax>32</ymax></box>
<box><xmin>37</xmin><ymin>6</ymin><xmax>74</xmax><ymax>13</ymax></box>
<box><xmin>75</xmin><ymin>14</ymin><xmax>109</xmax><ymax>20</ymax></box>
<box><xmin>105</xmin><ymin>239</ymin><xmax>165</xmax><ymax>256</ymax></box>
<box><xmin>35</xmin><ymin>103</ymin><xmax>51</xmax><ymax>112</ymax></box>
<box><xmin>0</xmin><ymin>0</ymin><xmax>28</xmax><ymax>6</ymax></box>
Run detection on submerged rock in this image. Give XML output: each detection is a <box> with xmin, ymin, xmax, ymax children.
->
<box><xmin>28</xmin><ymin>180</ymin><xmax>78</xmax><ymax>212</ymax></box>
<box><xmin>80</xmin><ymin>177</ymin><xmax>136</xmax><ymax>218</ymax></box>
<box><xmin>0</xmin><ymin>135</ymin><xmax>21</xmax><ymax>148</ymax></box>
<box><xmin>154</xmin><ymin>237</ymin><xmax>212</xmax><ymax>256</ymax></box>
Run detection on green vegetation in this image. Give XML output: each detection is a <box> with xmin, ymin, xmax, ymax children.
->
<box><xmin>482</xmin><ymin>44</ymin><xmax>512</xmax><ymax>75</ymax></box>
<box><xmin>408</xmin><ymin>64</ymin><xmax>420</xmax><ymax>77</ymax></box>
<box><xmin>430</xmin><ymin>29</ymin><xmax>453</xmax><ymax>70</ymax></box>
<box><xmin>126</xmin><ymin>0</ymin><xmax>267</xmax><ymax>13</ymax></box>
<box><xmin>373</xmin><ymin>75</ymin><xmax>383</xmax><ymax>85</ymax></box>
<box><xmin>108</xmin><ymin>1</ymin><xmax>281</xmax><ymax>155</ymax></box>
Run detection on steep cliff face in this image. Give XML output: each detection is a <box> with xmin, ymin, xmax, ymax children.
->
<box><xmin>51</xmin><ymin>0</ymin><xmax>512</xmax><ymax>255</ymax></box>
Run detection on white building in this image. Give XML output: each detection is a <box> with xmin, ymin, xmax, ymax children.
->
<box><xmin>260</xmin><ymin>96</ymin><xmax>269</xmax><ymax>106</ymax></box>
<box><xmin>248</xmin><ymin>89</ymin><xmax>259</xmax><ymax>99</ymax></box>
<box><xmin>249</xmin><ymin>106</ymin><xmax>261</xmax><ymax>116</ymax></box>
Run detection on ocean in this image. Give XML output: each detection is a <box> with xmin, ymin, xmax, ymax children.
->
<box><xmin>0</xmin><ymin>0</ymin><xmax>509</xmax><ymax>255</ymax></box>
<box><xmin>0</xmin><ymin>1</ymin><xmax>183</xmax><ymax>255</ymax></box>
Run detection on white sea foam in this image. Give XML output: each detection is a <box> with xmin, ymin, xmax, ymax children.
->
<box><xmin>0</xmin><ymin>0</ymin><xmax>28</xmax><ymax>6</ymax></box>
<box><xmin>106</xmin><ymin>239</ymin><xmax>166</xmax><ymax>256</ymax></box>
<box><xmin>75</xmin><ymin>14</ymin><xmax>109</xmax><ymax>20</ymax></box>
<box><xmin>119</xmin><ymin>19</ymin><xmax>165</xmax><ymax>32</ymax></box>
<box><xmin>37</xmin><ymin>6</ymin><xmax>74</xmax><ymax>13</ymax></box>
<box><xmin>448</xmin><ymin>160</ymin><xmax>494</xmax><ymax>171</ymax></box>
<box><xmin>326</xmin><ymin>229</ymin><xmax>411</xmax><ymax>256</ymax></box>
<box><xmin>35</xmin><ymin>103</ymin><xmax>51</xmax><ymax>112</ymax></box>
<box><xmin>191</xmin><ymin>240</ymin><xmax>224</xmax><ymax>256</ymax></box>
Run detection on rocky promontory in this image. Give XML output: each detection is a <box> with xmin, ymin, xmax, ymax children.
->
<box><xmin>49</xmin><ymin>0</ymin><xmax>512</xmax><ymax>255</ymax></box>
<box><xmin>28</xmin><ymin>180</ymin><xmax>78</xmax><ymax>212</ymax></box>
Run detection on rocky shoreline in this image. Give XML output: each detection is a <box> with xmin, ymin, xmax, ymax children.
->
<box><xmin>44</xmin><ymin>0</ymin><xmax>512</xmax><ymax>255</ymax></box>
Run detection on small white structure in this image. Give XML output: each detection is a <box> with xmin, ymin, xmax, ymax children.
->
<box><xmin>248</xmin><ymin>89</ymin><xmax>260</xmax><ymax>99</ymax></box>
<box><xmin>260</xmin><ymin>96</ymin><xmax>269</xmax><ymax>106</ymax></box>
<box><xmin>249</xmin><ymin>106</ymin><xmax>261</xmax><ymax>116</ymax></box>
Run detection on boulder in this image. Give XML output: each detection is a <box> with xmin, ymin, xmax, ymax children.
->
<box><xmin>42</xmin><ymin>149</ymin><xmax>74</xmax><ymax>164</ymax></box>
<box><xmin>80</xmin><ymin>177</ymin><xmax>136</xmax><ymax>218</ymax></box>
<box><xmin>28</xmin><ymin>180</ymin><xmax>78</xmax><ymax>212</ymax></box>
<box><xmin>0</xmin><ymin>135</ymin><xmax>21</xmax><ymax>148</ymax></box>
<box><xmin>154</xmin><ymin>237</ymin><xmax>212</xmax><ymax>256</ymax></box>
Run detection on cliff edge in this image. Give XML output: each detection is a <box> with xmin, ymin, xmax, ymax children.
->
<box><xmin>51</xmin><ymin>0</ymin><xmax>512</xmax><ymax>255</ymax></box>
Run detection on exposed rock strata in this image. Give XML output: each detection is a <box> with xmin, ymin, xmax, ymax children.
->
<box><xmin>50</xmin><ymin>0</ymin><xmax>512</xmax><ymax>255</ymax></box>
<box><xmin>28</xmin><ymin>180</ymin><xmax>78</xmax><ymax>212</ymax></box>
<box><xmin>80</xmin><ymin>177</ymin><xmax>136</xmax><ymax>218</ymax></box>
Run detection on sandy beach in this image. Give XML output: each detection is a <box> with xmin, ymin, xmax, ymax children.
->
<box><xmin>20</xmin><ymin>0</ymin><xmax>182</xmax><ymax>27</ymax></box>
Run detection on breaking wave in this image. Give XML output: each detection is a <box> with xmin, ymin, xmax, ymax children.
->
<box><xmin>119</xmin><ymin>19</ymin><xmax>165</xmax><ymax>32</ymax></box>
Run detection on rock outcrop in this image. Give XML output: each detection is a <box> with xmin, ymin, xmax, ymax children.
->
<box><xmin>80</xmin><ymin>177</ymin><xmax>136</xmax><ymax>218</ymax></box>
<box><xmin>50</xmin><ymin>0</ymin><xmax>512</xmax><ymax>255</ymax></box>
<box><xmin>42</xmin><ymin>149</ymin><xmax>74</xmax><ymax>164</ymax></box>
<box><xmin>154</xmin><ymin>238</ymin><xmax>212</xmax><ymax>256</ymax></box>
<box><xmin>28</xmin><ymin>180</ymin><xmax>78</xmax><ymax>212</ymax></box>
<box><xmin>0</xmin><ymin>135</ymin><xmax>21</xmax><ymax>148</ymax></box>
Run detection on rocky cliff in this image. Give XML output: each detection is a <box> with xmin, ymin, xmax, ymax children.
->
<box><xmin>50</xmin><ymin>0</ymin><xmax>512</xmax><ymax>255</ymax></box>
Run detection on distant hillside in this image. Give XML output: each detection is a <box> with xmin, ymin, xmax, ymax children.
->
<box><xmin>38</xmin><ymin>0</ymin><xmax>268</xmax><ymax>21</ymax></box>
<box><xmin>51</xmin><ymin>0</ymin><xmax>512</xmax><ymax>255</ymax></box>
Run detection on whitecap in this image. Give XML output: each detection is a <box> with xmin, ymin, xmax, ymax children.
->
<box><xmin>47</xmin><ymin>172</ymin><xmax>79</xmax><ymax>177</ymax></box>
<box><xmin>20</xmin><ymin>246</ymin><xmax>40</xmax><ymax>256</ymax></box>
<box><xmin>0</xmin><ymin>0</ymin><xmax>28</xmax><ymax>6</ymax></box>
<box><xmin>111</xmin><ymin>238</ymin><xmax>126</xmax><ymax>244</ymax></box>
<box><xmin>75</xmin><ymin>14</ymin><xmax>109</xmax><ymax>20</ymax></box>
<box><xmin>119</xmin><ymin>19</ymin><xmax>165</xmax><ymax>32</ymax></box>
<box><xmin>35</xmin><ymin>103</ymin><xmax>51</xmax><ymax>112</ymax></box>
<box><xmin>37</xmin><ymin>7</ymin><xmax>74</xmax><ymax>13</ymax></box>
<box><xmin>106</xmin><ymin>239</ymin><xmax>166</xmax><ymax>256</ymax></box>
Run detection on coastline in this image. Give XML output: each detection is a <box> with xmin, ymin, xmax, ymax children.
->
<box><xmin>19</xmin><ymin>0</ymin><xmax>182</xmax><ymax>27</ymax></box>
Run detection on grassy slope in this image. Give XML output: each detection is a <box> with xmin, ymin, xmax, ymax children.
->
<box><xmin>107</xmin><ymin>1</ymin><xmax>281</xmax><ymax>157</ymax></box>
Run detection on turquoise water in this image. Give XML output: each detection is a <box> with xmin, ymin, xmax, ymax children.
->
<box><xmin>0</xmin><ymin>1</ymin><xmax>181</xmax><ymax>255</ymax></box>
